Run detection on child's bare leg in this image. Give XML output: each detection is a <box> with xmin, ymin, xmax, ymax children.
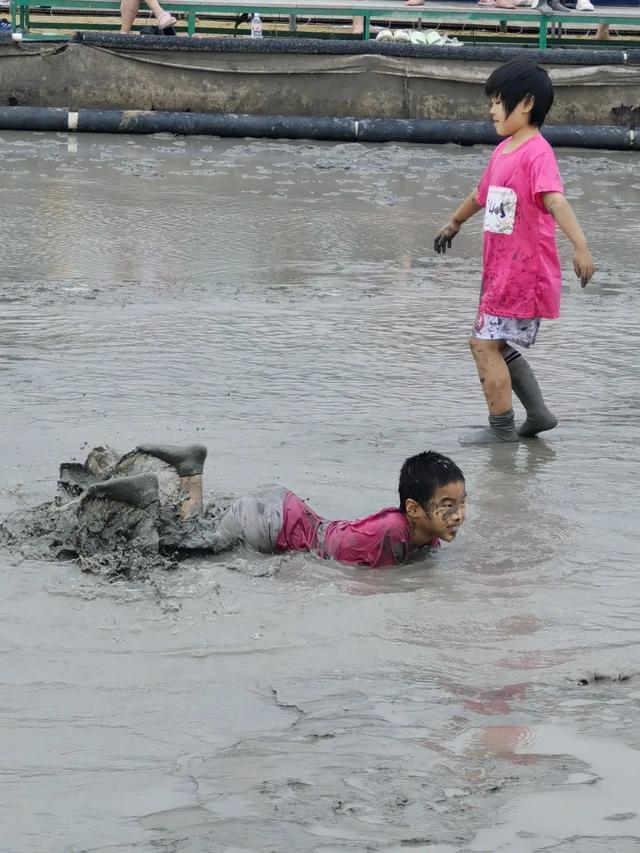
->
<box><xmin>120</xmin><ymin>0</ymin><xmax>140</xmax><ymax>32</ymax></box>
<box><xmin>136</xmin><ymin>444</ymin><xmax>207</xmax><ymax>519</ymax></box>
<box><xmin>467</xmin><ymin>338</ymin><xmax>519</xmax><ymax>443</ymax></box>
<box><xmin>178</xmin><ymin>474</ymin><xmax>203</xmax><ymax>518</ymax></box>
<box><xmin>503</xmin><ymin>346</ymin><xmax>558</xmax><ymax>437</ymax></box>
<box><xmin>469</xmin><ymin>338</ymin><xmax>513</xmax><ymax>414</ymax></box>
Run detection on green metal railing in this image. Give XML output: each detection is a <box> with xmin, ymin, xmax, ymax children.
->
<box><xmin>8</xmin><ymin>0</ymin><xmax>640</xmax><ymax>47</ymax></box>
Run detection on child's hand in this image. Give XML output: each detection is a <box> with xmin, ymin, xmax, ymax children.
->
<box><xmin>434</xmin><ymin>221</ymin><xmax>460</xmax><ymax>254</ymax></box>
<box><xmin>573</xmin><ymin>246</ymin><xmax>595</xmax><ymax>288</ymax></box>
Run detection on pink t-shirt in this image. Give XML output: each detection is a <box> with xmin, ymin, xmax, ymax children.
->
<box><xmin>475</xmin><ymin>134</ymin><xmax>564</xmax><ymax>319</ymax></box>
<box><xmin>275</xmin><ymin>491</ymin><xmax>439</xmax><ymax>568</ymax></box>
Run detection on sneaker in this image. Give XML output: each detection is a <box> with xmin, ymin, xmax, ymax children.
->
<box><xmin>375</xmin><ymin>28</ymin><xmax>394</xmax><ymax>40</ymax></box>
<box><xmin>576</xmin><ymin>0</ymin><xmax>594</xmax><ymax>9</ymax></box>
<box><xmin>393</xmin><ymin>29</ymin><xmax>411</xmax><ymax>41</ymax></box>
<box><xmin>0</xmin><ymin>18</ymin><xmax>11</xmax><ymax>30</ymax></box>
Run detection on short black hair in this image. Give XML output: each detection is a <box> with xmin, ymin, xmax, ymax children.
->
<box><xmin>398</xmin><ymin>451</ymin><xmax>465</xmax><ymax>512</ymax></box>
<box><xmin>485</xmin><ymin>59</ymin><xmax>554</xmax><ymax>127</ymax></box>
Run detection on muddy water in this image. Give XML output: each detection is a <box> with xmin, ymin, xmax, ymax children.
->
<box><xmin>1</xmin><ymin>130</ymin><xmax>639</xmax><ymax>853</ymax></box>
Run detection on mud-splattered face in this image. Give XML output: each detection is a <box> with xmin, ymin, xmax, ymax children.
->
<box><xmin>406</xmin><ymin>481</ymin><xmax>467</xmax><ymax>546</ymax></box>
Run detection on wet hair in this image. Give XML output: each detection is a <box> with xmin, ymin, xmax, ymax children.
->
<box><xmin>398</xmin><ymin>451</ymin><xmax>465</xmax><ymax>512</ymax></box>
<box><xmin>485</xmin><ymin>59</ymin><xmax>554</xmax><ymax>127</ymax></box>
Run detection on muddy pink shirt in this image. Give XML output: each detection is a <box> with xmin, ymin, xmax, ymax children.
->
<box><xmin>276</xmin><ymin>491</ymin><xmax>439</xmax><ymax>568</ymax></box>
<box><xmin>475</xmin><ymin>134</ymin><xmax>564</xmax><ymax>319</ymax></box>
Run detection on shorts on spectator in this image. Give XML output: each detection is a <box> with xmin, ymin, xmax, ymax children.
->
<box><xmin>472</xmin><ymin>312</ymin><xmax>540</xmax><ymax>348</ymax></box>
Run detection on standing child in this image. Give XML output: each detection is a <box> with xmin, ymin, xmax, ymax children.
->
<box><xmin>434</xmin><ymin>59</ymin><xmax>595</xmax><ymax>443</ymax></box>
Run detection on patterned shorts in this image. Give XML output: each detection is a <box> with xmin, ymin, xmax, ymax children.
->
<box><xmin>472</xmin><ymin>312</ymin><xmax>540</xmax><ymax>348</ymax></box>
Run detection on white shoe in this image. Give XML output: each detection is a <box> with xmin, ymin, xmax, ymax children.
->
<box><xmin>376</xmin><ymin>28</ymin><xmax>394</xmax><ymax>40</ymax></box>
<box><xmin>393</xmin><ymin>29</ymin><xmax>412</xmax><ymax>41</ymax></box>
<box><xmin>576</xmin><ymin>0</ymin><xmax>595</xmax><ymax>9</ymax></box>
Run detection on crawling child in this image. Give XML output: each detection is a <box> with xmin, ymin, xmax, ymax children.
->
<box><xmin>2</xmin><ymin>443</ymin><xmax>466</xmax><ymax>571</ymax></box>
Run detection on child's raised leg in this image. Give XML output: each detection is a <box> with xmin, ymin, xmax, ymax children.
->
<box><xmin>503</xmin><ymin>346</ymin><xmax>557</xmax><ymax>437</ymax></box>
<box><xmin>137</xmin><ymin>443</ymin><xmax>206</xmax><ymax>519</ymax></box>
<box><xmin>467</xmin><ymin>338</ymin><xmax>519</xmax><ymax>443</ymax></box>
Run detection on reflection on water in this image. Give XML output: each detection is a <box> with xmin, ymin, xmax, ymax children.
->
<box><xmin>0</xmin><ymin>132</ymin><xmax>639</xmax><ymax>852</ymax></box>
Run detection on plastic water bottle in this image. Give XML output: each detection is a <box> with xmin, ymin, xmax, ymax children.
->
<box><xmin>251</xmin><ymin>13</ymin><xmax>263</xmax><ymax>38</ymax></box>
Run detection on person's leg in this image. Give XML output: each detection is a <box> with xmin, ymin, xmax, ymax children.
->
<box><xmin>468</xmin><ymin>337</ymin><xmax>519</xmax><ymax>442</ymax></box>
<box><xmin>469</xmin><ymin>338</ymin><xmax>513</xmax><ymax>415</ymax></box>
<box><xmin>84</xmin><ymin>473</ymin><xmax>160</xmax><ymax>508</ymax></box>
<box><xmin>75</xmin><ymin>473</ymin><xmax>161</xmax><ymax>556</ymax></box>
<box><xmin>120</xmin><ymin>0</ymin><xmax>140</xmax><ymax>32</ymax></box>
<box><xmin>595</xmin><ymin>23</ymin><xmax>610</xmax><ymax>39</ymax></box>
<box><xmin>184</xmin><ymin>485</ymin><xmax>288</xmax><ymax>554</ymax></box>
<box><xmin>502</xmin><ymin>345</ymin><xmax>558</xmax><ymax>437</ymax></box>
<box><xmin>136</xmin><ymin>443</ymin><xmax>206</xmax><ymax>519</ymax></box>
<box><xmin>352</xmin><ymin>15</ymin><xmax>364</xmax><ymax>33</ymax></box>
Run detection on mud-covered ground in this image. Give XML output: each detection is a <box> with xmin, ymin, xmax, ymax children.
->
<box><xmin>0</xmin><ymin>131</ymin><xmax>639</xmax><ymax>853</ymax></box>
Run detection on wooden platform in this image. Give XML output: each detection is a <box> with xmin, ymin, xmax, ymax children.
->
<box><xmin>10</xmin><ymin>0</ymin><xmax>640</xmax><ymax>46</ymax></box>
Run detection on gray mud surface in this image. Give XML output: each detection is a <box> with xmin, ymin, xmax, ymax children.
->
<box><xmin>0</xmin><ymin>131</ymin><xmax>639</xmax><ymax>853</ymax></box>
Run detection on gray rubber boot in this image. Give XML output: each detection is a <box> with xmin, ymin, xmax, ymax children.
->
<box><xmin>460</xmin><ymin>409</ymin><xmax>520</xmax><ymax>445</ymax></box>
<box><xmin>83</xmin><ymin>473</ymin><xmax>160</xmax><ymax>508</ymax></box>
<box><xmin>504</xmin><ymin>347</ymin><xmax>558</xmax><ymax>438</ymax></box>
<box><xmin>136</xmin><ymin>444</ymin><xmax>207</xmax><ymax>477</ymax></box>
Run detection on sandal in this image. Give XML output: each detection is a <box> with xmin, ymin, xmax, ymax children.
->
<box><xmin>157</xmin><ymin>12</ymin><xmax>177</xmax><ymax>29</ymax></box>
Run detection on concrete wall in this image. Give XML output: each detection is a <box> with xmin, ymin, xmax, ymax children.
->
<box><xmin>0</xmin><ymin>41</ymin><xmax>638</xmax><ymax>125</ymax></box>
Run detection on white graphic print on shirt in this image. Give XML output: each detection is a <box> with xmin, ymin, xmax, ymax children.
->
<box><xmin>484</xmin><ymin>185</ymin><xmax>517</xmax><ymax>235</ymax></box>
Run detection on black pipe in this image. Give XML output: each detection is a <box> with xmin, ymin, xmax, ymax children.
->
<box><xmin>358</xmin><ymin>118</ymin><xmax>637</xmax><ymax>150</ymax></box>
<box><xmin>0</xmin><ymin>106</ymin><xmax>69</xmax><ymax>132</ymax></box>
<box><xmin>73</xmin><ymin>32</ymin><xmax>640</xmax><ymax>66</ymax></box>
<box><xmin>77</xmin><ymin>109</ymin><xmax>357</xmax><ymax>141</ymax></box>
<box><xmin>358</xmin><ymin>118</ymin><xmax>502</xmax><ymax>145</ymax></box>
<box><xmin>0</xmin><ymin>106</ymin><xmax>636</xmax><ymax>150</ymax></box>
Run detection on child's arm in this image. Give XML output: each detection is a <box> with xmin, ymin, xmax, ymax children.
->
<box><xmin>434</xmin><ymin>190</ymin><xmax>483</xmax><ymax>254</ymax></box>
<box><xmin>542</xmin><ymin>192</ymin><xmax>595</xmax><ymax>287</ymax></box>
